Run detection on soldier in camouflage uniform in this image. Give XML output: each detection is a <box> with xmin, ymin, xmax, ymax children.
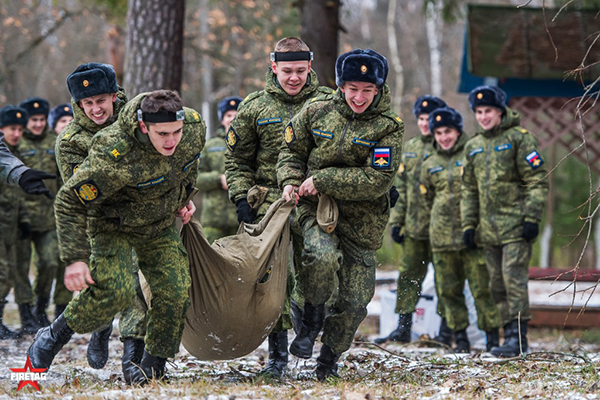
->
<box><xmin>49</xmin><ymin>103</ymin><xmax>74</xmax><ymax>135</ymax></box>
<box><xmin>375</xmin><ymin>95</ymin><xmax>447</xmax><ymax>344</ymax></box>
<box><xmin>28</xmin><ymin>90</ymin><xmax>205</xmax><ymax>386</ymax></box>
<box><xmin>278</xmin><ymin>49</ymin><xmax>403</xmax><ymax>380</ymax></box>
<box><xmin>15</xmin><ymin>97</ymin><xmax>59</xmax><ymax>331</ymax></box>
<box><xmin>55</xmin><ymin>63</ymin><xmax>149</xmax><ymax>374</ymax></box>
<box><xmin>225</xmin><ymin>37</ymin><xmax>332</xmax><ymax>378</ymax></box>
<box><xmin>420</xmin><ymin>107</ymin><xmax>500</xmax><ymax>353</ymax></box>
<box><xmin>196</xmin><ymin>96</ymin><xmax>242</xmax><ymax>243</ymax></box>
<box><xmin>461</xmin><ymin>86</ymin><xmax>548</xmax><ymax>357</ymax></box>
<box><xmin>0</xmin><ymin>105</ymin><xmax>37</xmax><ymax>338</ymax></box>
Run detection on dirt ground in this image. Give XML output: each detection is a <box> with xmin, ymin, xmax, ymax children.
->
<box><xmin>1</xmin><ymin>302</ymin><xmax>600</xmax><ymax>400</ymax></box>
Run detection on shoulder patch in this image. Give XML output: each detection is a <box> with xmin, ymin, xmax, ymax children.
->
<box><xmin>494</xmin><ymin>143</ymin><xmax>512</xmax><ymax>152</ymax></box>
<box><xmin>20</xmin><ymin>150</ymin><xmax>36</xmax><ymax>157</ymax></box>
<box><xmin>404</xmin><ymin>152</ymin><xmax>417</xmax><ymax>159</ymax></box>
<box><xmin>226</xmin><ymin>127</ymin><xmax>238</xmax><ymax>151</ymax></box>
<box><xmin>525</xmin><ymin>150</ymin><xmax>544</xmax><ymax>169</ymax></box>
<box><xmin>107</xmin><ymin>140</ymin><xmax>130</xmax><ymax>160</ymax></box>
<box><xmin>208</xmin><ymin>146</ymin><xmax>227</xmax><ymax>153</ymax></box>
<box><xmin>352</xmin><ymin>137</ymin><xmax>377</xmax><ymax>147</ymax></box>
<box><xmin>137</xmin><ymin>175</ymin><xmax>166</xmax><ymax>188</ymax></box>
<box><xmin>45</xmin><ymin>149</ymin><xmax>55</xmax><ymax>155</ymax></box>
<box><xmin>312</xmin><ymin>129</ymin><xmax>333</xmax><ymax>140</ymax></box>
<box><xmin>284</xmin><ymin>122</ymin><xmax>296</xmax><ymax>146</ymax></box>
<box><xmin>468</xmin><ymin>147</ymin><xmax>484</xmax><ymax>157</ymax></box>
<box><xmin>74</xmin><ymin>179</ymin><xmax>102</xmax><ymax>204</ymax></box>
<box><xmin>257</xmin><ymin>117</ymin><xmax>282</xmax><ymax>126</ymax></box>
<box><xmin>428</xmin><ymin>165</ymin><xmax>444</xmax><ymax>175</ymax></box>
<box><xmin>182</xmin><ymin>153</ymin><xmax>201</xmax><ymax>171</ymax></box>
<box><xmin>372</xmin><ymin>147</ymin><xmax>392</xmax><ymax>169</ymax></box>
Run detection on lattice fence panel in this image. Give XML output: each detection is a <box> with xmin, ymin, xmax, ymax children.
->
<box><xmin>510</xmin><ymin>96</ymin><xmax>600</xmax><ymax>176</ymax></box>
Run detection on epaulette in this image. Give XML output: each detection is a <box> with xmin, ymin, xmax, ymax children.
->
<box><xmin>183</xmin><ymin>107</ymin><xmax>203</xmax><ymax>124</ymax></box>
<box><xmin>59</xmin><ymin>126</ymin><xmax>79</xmax><ymax>142</ymax></box>
<box><xmin>317</xmin><ymin>86</ymin><xmax>335</xmax><ymax>95</ymax></box>
<box><xmin>241</xmin><ymin>91</ymin><xmax>262</xmax><ymax>106</ymax></box>
<box><xmin>382</xmin><ymin>110</ymin><xmax>403</xmax><ymax>126</ymax></box>
<box><xmin>105</xmin><ymin>138</ymin><xmax>131</xmax><ymax>161</ymax></box>
<box><xmin>309</xmin><ymin>92</ymin><xmax>333</xmax><ymax>103</ymax></box>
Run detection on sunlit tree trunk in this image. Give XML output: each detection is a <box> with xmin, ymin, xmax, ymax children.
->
<box><xmin>426</xmin><ymin>1</ymin><xmax>442</xmax><ymax>96</ymax></box>
<box><xmin>387</xmin><ymin>0</ymin><xmax>404</xmax><ymax>112</ymax></box>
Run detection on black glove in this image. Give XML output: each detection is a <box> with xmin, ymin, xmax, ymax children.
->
<box><xmin>522</xmin><ymin>221</ymin><xmax>539</xmax><ymax>243</ymax></box>
<box><xmin>235</xmin><ymin>198</ymin><xmax>256</xmax><ymax>224</ymax></box>
<box><xmin>462</xmin><ymin>229</ymin><xmax>477</xmax><ymax>250</ymax></box>
<box><xmin>389</xmin><ymin>186</ymin><xmax>399</xmax><ymax>208</ymax></box>
<box><xmin>391</xmin><ymin>226</ymin><xmax>404</xmax><ymax>244</ymax></box>
<box><xmin>19</xmin><ymin>222</ymin><xmax>31</xmax><ymax>240</ymax></box>
<box><xmin>18</xmin><ymin>168</ymin><xmax>56</xmax><ymax>199</ymax></box>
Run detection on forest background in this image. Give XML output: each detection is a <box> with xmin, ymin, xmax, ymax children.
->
<box><xmin>0</xmin><ymin>0</ymin><xmax>598</xmax><ymax>271</ymax></box>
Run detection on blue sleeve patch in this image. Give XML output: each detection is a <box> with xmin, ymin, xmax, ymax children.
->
<box><xmin>372</xmin><ymin>147</ymin><xmax>392</xmax><ymax>169</ymax></box>
<box><xmin>404</xmin><ymin>152</ymin><xmax>417</xmax><ymax>159</ymax></box>
<box><xmin>525</xmin><ymin>150</ymin><xmax>544</xmax><ymax>169</ymax></box>
<box><xmin>284</xmin><ymin>122</ymin><xmax>296</xmax><ymax>146</ymax></box>
<box><xmin>352</xmin><ymin>137</ymin><xmax>377</xmax><ymax>147</ymax></box>
<box><xmin>226</xmin><ymin>127</ymin><xmax>238</xmax><ymax>151</ymax></box>
<box><xmin>137</xmin><ymin>175</ymin><xmax>166</xmax><ymax>188</ymax></box>
<box><xmin>257</xmin><ymin>117</ymin><xmax>282</xmax><ymax>126</ymax></box>
<box><xmin>495</xmin><ymin>143</ymin><xmax>512</xmax><ymax>152</ymax></box>
<box><xmin>208</xmin><ymin>146</ymin><xmax>227</xmax><ymax>153</ymax></box>
<box><xmin>20</xmin><ymin>150</ymin><xmax>36</xmax><ymax>157</ymax></box>
<box><xmin>428</xmin><ymin>165</ymin><xmax>444</xmax><ymax>174</ymax></box>
<box><xmin>74</xmin><ymin>179</ymin><xmax>102</xmax><ymax>204</ymax></box>
<box><xmin>312</xmin><ymin>129</ymin><xmax>333</xmax><ymax>139</ymax></box>
<box><xmin>45</xmin><ymin>149</ymin><xmax>55</xmax><ymax>155</ymax></box>
<box><xmin>455</xmin><ymin>161</ymin><xmax>463</xmax><ymax>167</ymax></box>
<box><xmin>182</xmin><ymin>153</ymin><xmax>201</xmax><ymax>171</ymax></box>
<box><xmin>468</xmin><ymin>147</ymin><xmax>484</xmax><ymax>157</ymax></box>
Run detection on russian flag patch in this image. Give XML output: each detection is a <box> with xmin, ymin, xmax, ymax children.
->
<box><xmin>372</xmin><ymin>147</ymin><xmax>392</xmax><ymax>169</ymax></box>
<box><xmin>525</xmin><ymin>150</ymin><xmax>544</xmax><ymax>169</ymax></box>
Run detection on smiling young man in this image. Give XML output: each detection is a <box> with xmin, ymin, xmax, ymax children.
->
<box><xmin>420</xmin><ymin>107</ymin><xmax>500</xmax><ymax>354</ymax></box>
<box><xmin>278</xmin><ymin>49</ymin><xmax>403</xmax><ymax>380</ymax></box>
<box><xmin>27</xmin><ymin>90</ymin><xmax>205</xmax><ymax>385</ymax></box>
<box><xmin>461</xmin><ymin>86</ymin><xmax>548</xmax><ymax>357</ymax></box>
<box><xmin>49</xmin><ymin>103</ymin><xmax>74</xmax><ymax>135</ymax></box>
<box><xmin>225</xmin><ymin>37</ymin><xmax>333</xmax><ymax>378</ymax></box>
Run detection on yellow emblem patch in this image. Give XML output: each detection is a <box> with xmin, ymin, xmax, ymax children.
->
<box><xmin>397</xmin><ymin>163</ymin><xmax>405</xmax><ymax>176</ymax></box>
<box><xmin>419</xmin><ymin>184</ymin><xmax>428</xmax><ymax>195</ymax></box>
<box><xmin>477</xmin><ymin>92</ymin><xmax>483</xmax><ymax>99</ymax></box>
<box><xmin>33</xmin><ymin>102</ymin><xmax>39</xmax><ymax>108</ymax></box>
<box><xmin>111</xmin><ymin>148</ymin><xmax>120</xmax><ymax>158</ymax></box>
<box><xmin>83</xmin><ymin>80</ymin><xmax>89</xmax><ymax>87</ymax></box>
<box><xmin>436</xmin><ymin>115</ymin><xmax>442</xmax><ymax>121</ymax></box>
<box><xmin>361</xmin><ymin>65</ymin><xmax>368</xmax><ymax>73</ymax></box>
<box><xmin>226</xmin><ymin>129</ymin><xmax>237</xmax><ymax>151</ymax></box>
<box><xmin>422</xmin><ymin>100</ymin><xmax>428</xmax><ymax>107</ymax></box>
<box><xmin>63</xmin><ymin>106</ymin><xmax>70</xmax><ymax>112</ymax></box>
<box><xmin>16</xmin><ymin>112</ymin><xmax>22</xmax><ymax>118</ymax></box>
<box><xmin>193</xmin><ymin>112</ymin><xmax>199</xmax><ymax>121</ymax></box>
<box><xmin>284</xmin><ymin>125</ymin><xmax>295</xmax><ymax>144</ymax></box>
<box><xmin>76</xmin><ymin>183</ymin><xmax>99</xmax><ymax>203</ymax></box>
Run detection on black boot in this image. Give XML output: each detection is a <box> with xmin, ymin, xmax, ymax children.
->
<box><xmin>0</xmin><ymin>304</ymin><xmax>22</xmax><ymax>340</ymax></box>
<box><xmin>486</xmin><ymin>328</ymin><xmax>500</xmax><ymax>351</ymax></box>
<box><xmin>87</xmin><ymin>322</ymin><xmax>113</xmax><ymax>369</ymax></box>
<box><xmin>32</xmin><ymin>297</ymin><xmax>51</xmax><ymax>327</ymax></box>
<box><xmin>122</xmin><ymin>338</ymin><xmax>145</xmax><ymax>385</ymax></box>
<box><xmin>27</xmin><ymin>313</ymin><xmax>74</xmax><ymax>369</ymax></box>
<box><xmin>501</xmin><ymin>322</ymin><xmax>513</xmax><ymax>345</ymax></box>
<box><xmin>431</xmin><ymin>318</ymin><xmax>453</xmax><ymax>347</ymax></box>
<box><xmin>315</xmin><ymin>344</ymin><xmax>340</xmax><ymax>381</ymax></box>
<box><xmin>374</xmin><ymin>313</ymin><xmax>412</xmax><ymax>344</ymax></box>
<box><xmin>54</xmin><ymin>304</ymin><xmax>67</xmax><ymax>321</ymax></box>
<box><xmin>491</xmin><ymin>320</ymin><xmax>528</xmax><ymax>358</ymax></box>
<box><xmin>18</xmin><ymin>303</ymin><xmax>43</xmax><ymax>335</ymax></box>
<box><xmin>258</xmin><ymin>331</ymin><xmax>288</xmax><ymax>378</ymax></box>
<box><xmin>289</xmin><ymin>303</ymin><xmax>325</xmax><ymax>359</ymax></box>
<box><xmin>128</xmin><ymin>349</ymin><xmax>167</xmax><ymax>386</ymax></box>
<box><xmin>454</xmin><ymin>329</ymin><xmax>470</xmax><ymax>353</ymax></box>
<box><xmin>290</xmin><ymin>299</ymin><xmax>303</xmax><ymax>335</ymax></box>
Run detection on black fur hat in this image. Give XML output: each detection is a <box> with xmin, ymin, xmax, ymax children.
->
<box><xmin>0</xmin><ymin>105</ymin><xmax>29</xmax><ymax>128</ymax></box>
<box><xmin>217</xmin><ymin>96</ymin><xmax>243</xmax><ymax>122</ymax></box>
<box><xmin>49</xmin><ymin>103</ymin><xmax>73</xmax><ymax>130</ymax></box>
<box><xmin>428</xmin><ymin>107</ymin><xmax>463</xmax><ymax>133</ymax></box>
<box><xmin>413</xmin><ymin>95</ymin><xmax>447</xmax><ymax>117</ymax></box>
<box><xmin>335</xmin><ymin>49</ymin><xmax>388</xmax><ymax>88</ymax></box>
<box><xmin>66</xmin><ymin>63</ymin><xmax>118</xmax><ymax>102</ymax></box>
<box><xmin>19</xmin><ymin>97</ymin><xmax>49</xmax><ymax>117</ymax></box>
<box><xmin>468</xmin><ymin>85</ymin><xmax>507</xmax><ymax>111</ymax></box>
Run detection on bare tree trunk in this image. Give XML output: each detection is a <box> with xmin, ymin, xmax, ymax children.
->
<box><xmin>199</xmin><ymin>0</ymin><xmax>213</xmax><ymax>135</ymax></box>
<box><xmin>539</xmin><ymin>144</ymin><xmax>556</xmax><ymax>268</ymax></box>
<box><xmin>300</xmin><ymin>0</ymin><xmax>340</xmax><ymax>89</ymax></box>
<box><xmin>124</xmin><ymin>0</ymin><xmax>185</xmax><ymax>94</ymax></box>
<box><xmin>387</xmin><ymin>0</ymin><xmax>403</xmax><ymax>112</ymax></box>
<box><xmin>426</xmin><ymin>1</ymin><xmax>442</xmax><ymax>96</ymax></box>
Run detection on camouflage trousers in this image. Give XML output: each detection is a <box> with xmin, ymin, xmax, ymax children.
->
<box><xmin>485</xmin><ymin>241</ymin><xmax>532</xmax><ymax>324</ymax></box>
<box><xmin>202</xmin><ymin>225</ymin><xmax>238</xmax><ymax>245</ymax></box>
<box><xmin>17</xmin><ymin>229</ymin><xmax>59</xmax><ymax>300</ymax></box>
<box><xmin>298</xmin><ymin>217</ymin><xmax>376</xmax><ymax>355</ymax></box>
<box><xmin>64</xmin><ymin>224</ymin><xmax>190</xmax><ymax>358</ymax></box>
<box><xmin>52</xmin><ymin>263</ymin><xmax>72</xmax><ymax>306</ymax></box>
<box><xmin>395</xmin><ymin>236</ymin><xmax>434</xmax><ymax>314</ymax></box>
<box><xmin>433</xmin><ymin>248</ymin><xmax>500</xmax><ymax>332</ymax></box>
<box><xmin>0</xmin><ymin>240</ymin><xmax>14</xmax><ymax>304</ymax></box>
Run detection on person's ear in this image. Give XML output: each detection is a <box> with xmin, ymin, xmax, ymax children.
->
<box><xmin>138</xmin><ymin>121</ymin><xmax>148</xmax><ymax>134</ymax></box>
<box><xmin>271</xmin><ymin>61</ymin><xmax>278</xmax><ymax>74</ymax></box>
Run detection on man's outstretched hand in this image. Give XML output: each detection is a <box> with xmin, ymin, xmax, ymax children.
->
<box><xmin>19</xmin><ymin>168</ymin><xmax>56</xmax><ymax>199</ymax></box>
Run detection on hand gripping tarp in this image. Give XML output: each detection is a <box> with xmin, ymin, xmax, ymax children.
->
<box><xmin>179</xmin><ymin>198</ymin><xmax>293</xmax><ymax>360</ymax></box>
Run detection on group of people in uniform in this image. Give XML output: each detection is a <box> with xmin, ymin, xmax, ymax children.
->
<box><xmin>0</xmin><ymin>35</ymin><xmax>547</xmax><ymax>386</ymax></box>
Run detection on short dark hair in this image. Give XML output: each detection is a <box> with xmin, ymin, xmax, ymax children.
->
<box><xmin>140</xmin><ymin>90</ymin><xmax>183</xmax><ymax>114</ymax></box>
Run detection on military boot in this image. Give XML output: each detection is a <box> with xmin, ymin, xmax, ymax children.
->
<box><xmin>374</xmin><ymin>313</ymin><xmax>412</xmax><ymax>344</ymax></box>
<box><xmin>431</xmin><ymin>318</ymin><xmax>453</xmax><ymax>348</ymax></box>
<box><xmin>122</xmin><ymin>338</ymin><xmax>145</xmax><ymax>385</ymax></box>
<box><xmin>54</xmin><ymin>304</ymin><xmax>67</xmax><ymax>321</ymax></box>
<box><xmin>0</xmin><ymin>304</ymin><xmax>22</xmax><ymax>340</ymax></box>
<box><xmin>290</xmin><ymin>299</ymin><xmax>303</xmax><ymax>335</ymax></box>
<box><xmin>128</xmin><ymin>349</ymin><xmax>167</xmax><ymax>386</ymax></box>
<box><xmin>289</xmin><ymin>303</ymin><xmax>324</xmax><ymax>359</ymax></box>
<box><xmin>32</xmin><ymin>297</ymin><xmax>51</xmax><ymax>327</ymax></box>
<box><xmin>258</xmin><ymin>331</ymin><xmax>288</xmax><ymax>378</ymax></box>
<box><xmin>315</xmin><ymin>344</ymin><xmax>340</xmax><ymax>381</ymax></box>
<box><xmin>491</xmin><ymin>320</ymin><xmax>528</xmax><ymax>358</ymax></box>
<box><xmin>486</xmin><ymin>328</ymin><xmax>500</xmax><ymax>351</ymax></box>
<box><xmin>454</xmin><ymin>329</ymin><xmax>470</xmax><ymax>353</ymax></box>
<box><xmin>87</xmin><ymin>322</ymin><xmax>113</xmax><ymax>369</ymax></box>
<box><xmin>27</xmin><ymin>313</ymin><xmax>74</xmax><ymax>369</ymax></box>
<box><xmin>18</xmin><ymin>303</ymin><xmax>43</xmax><ymax>335</ymax></box>
<box><xmin>501</xmin><ymin>321</ymin><xmax>513</xmax><ymax>345</ymax></box>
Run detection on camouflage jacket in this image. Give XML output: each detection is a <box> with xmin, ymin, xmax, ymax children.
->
<box><xmin>17</xmin><ymin>126</ymin><xmax>59</xmax><ymax>232</ymax></box>
<box><xmin>54</xmin><ymin>93</ymin><xmax>206</xmax><ymax>265</ymax></box>
<box><xmin>277</xmin><ymin>85</ymin><xmax>404</xmax><ymax>250</ymax></box>
<box><xmin>0</xmin><ymin>143</ymin><xmax>30</xmax><ymax>245</ymax></box>
<box><xmin>420</xmin><ymin>133</ymin><xmax>469</xmax><ymax>252</ymax></box>
<box><xmin>461</xmin><ymin>107</ymin><xmax>548</xmax><ymax>246</ymax></box>
<box><xmin>56</xmin><ymin>88</ymin><xmax>128</xmax><ymax>182</ymax></box>
<box><xmin>196</xmin><ymin>126</ymin><xmax>238</xmax><ymax>229</ymax></box>
<box><xmin>225</xmin><ymin>68</ymin><xmax>332</xmax><ymax>204</ymax></box>
<box><xmin>388</xmin><ymin>133</ymin><xmax>434</xmax><ymax>240</ymax></box>
<box><xmin>0</xmin><ymin>132</ymin><xmax>28</xmax><ymax>185</ymax></box>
